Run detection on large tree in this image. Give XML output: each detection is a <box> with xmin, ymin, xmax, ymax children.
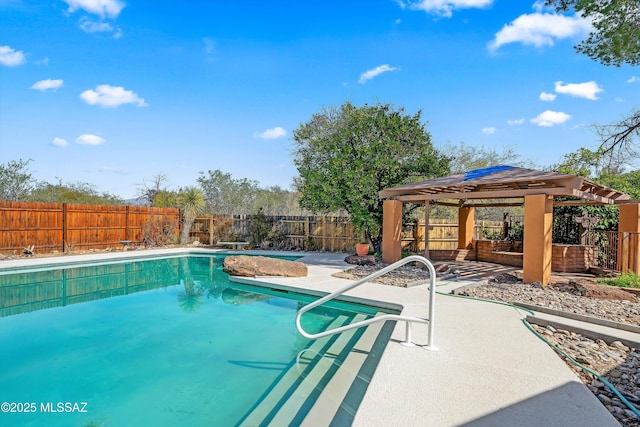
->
<box><xmin>0</xmin><ymin>159</ymin><xmax>35</xmax><ymax>201</ymax></box>
<box><xmin>197</xmin><ymin>169</ymin><xmax>260</xmax><ymax>215</ymax></box>
<box><xmin>292</xmin><ymin>101</ymin><xmax>449</xmax><ymax>252</ymax></box>
<box><xmin>547</xmin><ymin>0</ymin><xmax>640</xmax><ymax>170</ymax></box>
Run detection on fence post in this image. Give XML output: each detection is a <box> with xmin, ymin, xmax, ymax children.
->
<box><xmin>125</xmin><ymin>205</ymin><xmax>130</xmax><ymax>241</ymax></box>
<box><xmin>62</xmin><ymin>203</ymin><xmax>67</xmax><ymax>253</ymax></box>
<box><xmin>209</xmin><ymin>214</ymin><xmax>214</xmax><ymax>246</ymax></box>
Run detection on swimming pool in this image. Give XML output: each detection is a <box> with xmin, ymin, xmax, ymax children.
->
<box><xmin>0</xmin><ymin>253</ymin><xmax>396</xmax><ymax>426</ymax></box>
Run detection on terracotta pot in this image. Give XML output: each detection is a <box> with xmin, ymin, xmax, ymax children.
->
<box><xmin>355</xmin><ymin>243</ymin><xmax>370</xmax><ymax>256</ymax></box>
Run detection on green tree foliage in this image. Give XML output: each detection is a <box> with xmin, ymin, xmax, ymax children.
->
<box><xmin>546</xmin><ymin>0</ymin><xmax>640</xmax><ymax>67</ymax></box>
<box><xmin>551</xmin><ymin>148</ymin><xmax>640</xmax><ymax>237</ymax></box>
<box><xmin>292</xmin><ymin>101</ymin><xmax>449</xmax><ymax>252</ymax></box>
<box><xmin>598</xmin><ymin>170</ymin><xmax>640</xmax><ymax>199</ymax></box>
<box><xmin>253</xmin><ymin>185</ymin><xmax>306</xmax><ymax>215</ymax></box>
<box><xmin>0</xmin><ymin>159</ymin><xmax>35</xmax><ymax>201</ymax></box>
<box><xmin>197</xmin><ymin>169</ymin><xmax>260</xmax><ymax>215</ymax></box>
<box><xmin>553</xmin><ymin>147</ymin><xmax>606</xmax><ymax>177</ymax></box>
<box><xmin>151</xmin><ymin>190</ymin><xmax>178</xmax><ymax>208</ymax></box>
<box><xmin>176</xmin><ymin>186</ymin><xmax>206</xmax><ymax>244</ymax></box>
<box><xmin>28</xmin><ymin>180</ymin><xmax>123</xmax><ymax>205</ymax></box>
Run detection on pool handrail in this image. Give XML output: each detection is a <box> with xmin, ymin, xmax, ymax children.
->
<box><xmin>295</xmin><ymin>255</ymin><xmax>437</xmax><ymax>350</ymax></box>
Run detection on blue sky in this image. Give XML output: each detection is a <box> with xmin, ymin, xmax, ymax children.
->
<box><xmin>1</xmin><ymin>0</ymin><xmax>638</xmax><ymax>199</ymax></box>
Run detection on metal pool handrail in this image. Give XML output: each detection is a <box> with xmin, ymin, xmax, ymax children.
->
<box><xmin>295</xmin><ymin>255</ymin><xmax>437</xmax><ymax>350</ymax></box>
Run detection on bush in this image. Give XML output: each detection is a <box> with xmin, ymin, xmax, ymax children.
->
<box><xmin>245</xmin><ymin>210</ymin><xmax>273</xmax><ymax>247</ymax></box>
<box><xmin>599</xmin><ymin>271</ymin><xmax>640</xmax><ymax>289</ymax></box>
<box><xmin>141</xmin><ymin>216</ymin><xmax>178</xmax><ymax>247</ymax></box>
<box><xmin>211</xmin><ymin>216</ymin><xmax>235</xmax><ymax>243</ymax></box>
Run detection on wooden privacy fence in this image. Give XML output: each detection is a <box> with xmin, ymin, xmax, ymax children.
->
<box><xmin>192</xmin><ymin>215</ymin><xmax>362</xmax><ymax>252</ymax></box>
<box><xmin>0</xmin><ymin>200</ymin><xmax>180</xmax><ymax>254</ymax></box>
<box><xmin>190</xmin><ymin>215</ymin><xmax>504</xmax><ymax>252</ymax></box>
<box><xmin>402</xmin><ymin>219</ymin><xmax>505</xmax><ymax>252</ymax></box>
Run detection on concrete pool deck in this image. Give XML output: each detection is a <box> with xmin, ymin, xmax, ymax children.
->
<box><xmin>0</xmin><ymin>248</ymin><xmax>625</xmax><ymax>426</ymax></box>
<box><xmin>252</xmin><ymin>251</ymin><xmax>622</xmax><ymax>427</ymax></box>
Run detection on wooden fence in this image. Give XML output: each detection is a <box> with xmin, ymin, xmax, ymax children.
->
<box><xmin>190</xmin><ymin>215</ymin><xmax>504</xmax><ymax>252</ymax></box>
<box><xmin>191</xmin><ymin>215</ymin><xmax>362</xmax><ymax>252</ymax></box>
<box><xmin>0</xmin><ymin>200</ymin><xmax>181</xmax><ymax>254</ymax></box>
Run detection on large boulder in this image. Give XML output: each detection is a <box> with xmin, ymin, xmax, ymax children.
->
<box><xmin>344</xmin><ymin>254</ymin><xmax>377</xmax><ymax>266</ymax></box>
<box><xmin>223</xmin><ymin>255</ymin><xmax>308</xmax><ymax>277</ymax></box>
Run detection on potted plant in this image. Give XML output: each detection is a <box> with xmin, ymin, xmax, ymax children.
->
<box><xmin>355</xmin><ymin>240</ymin><xmax>370</xmax><ymax>256</ymax></box>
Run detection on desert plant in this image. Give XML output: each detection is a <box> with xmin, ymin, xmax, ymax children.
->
<box><xmin>141</xmin><ymin>216</ymin><xmax>178</xmax><ymax>247</ymax></box>
<box><xmin>177</xmin><ymin>187</ymin><xmax>206</xmax><ymax>244</ymax></box>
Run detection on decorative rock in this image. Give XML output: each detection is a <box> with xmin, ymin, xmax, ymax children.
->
<box><xmin>222</xmin><ymin>255</ymin><xmax>307</xmax><ymax>277</ymax></box>
<box><xmin>598</xmin><ymin>394</ymin><xmax>612</xmax><ymax>405</ymax></box>
<box><xmin>612</xmin><ymin>341</ymin><xmax>630</xmax><ymax>351</ymax></box>
<box><xmin>344</xmin><ymin>255</ymin><xmax>377</xmax><ymax>266</ymax></box>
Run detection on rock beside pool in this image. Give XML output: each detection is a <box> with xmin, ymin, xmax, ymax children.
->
<box><xmin>344</xmin><ymin>254</ymin><xmax>377</xmax><ymax>266</ymax></box>
<box><xmin>223</xmin><ymin>255</ymin><xmax>308</xmax><ymax>277</ymax></box>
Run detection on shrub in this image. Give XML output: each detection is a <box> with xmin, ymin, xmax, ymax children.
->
<box><xmin>141</xmin><ymin>216</ymin><xmax>178</xmax><ymax>247</ymax></box>
<box><xmin>599</xmin><ymin>271</ymin><xmax>640</xmax><ymax>289</ymax></box>
<box><xmin>245</xmin><ymin>210</ymin><xmax>273</xmax><ymax>247</ymax></box>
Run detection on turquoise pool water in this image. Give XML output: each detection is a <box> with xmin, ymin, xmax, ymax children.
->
<box><xmin>0</xmin><ymin>254</ymin><xmax>393</xmax><ymax>426</ymax></box>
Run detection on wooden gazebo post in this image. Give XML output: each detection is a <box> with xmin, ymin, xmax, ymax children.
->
<box><xmin>523</xmin><ymin>194</ymin><xmax>553</xmax><ymax>285</ymax></box>
<box><xmin>382</xmin><ymin>199</ymin><xmax>403</xmax><ymax>264</ymax></box>
<box><xmin>458</xmin><ymin>206</ymin><xmax>475</xmax><ymax>250</ymax></box>
<box><xmin>618</xmin><ymin>203</ymin><xmax>640</xmax><ymax>274</ymax></box>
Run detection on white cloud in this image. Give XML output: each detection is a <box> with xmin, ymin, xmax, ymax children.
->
<box><xmin>554</xmin><ymin>80</ymin><xmax>602</xmax><ymax>100</ymax></box>
<box><xmin>35</xmin><ymin>57</ymin><xmax>49</xmax><ymax>65</ymax></box>
<box><xmin>488</xmin><ymin>12</ymin><xmax>591</xmax><ymax>51</ymax></box>
<box><xmin>628</xmin><ymin>76</ymin><xmax>638</xmax><ymax>83</ymax></box>
<box><xmin>530</xmin><ymin>110</ymin><xmax>571</xmax><ymax>127</ymax></box>
<box><xmin>507</xmin><ymin>118</ymin><xmax>525</xmax><ymax>125</ymax></box>
<box><xmin>63</xmin><ymin>0</ymin><xmax>125</xmax><ymax>19</ymax></box>
<box><xmin>539</xmin><ymin>91</ymin><xmax>556</xmax><ymax>101</ymax></box>
<box><xmin>0</xmin><ymin>45</ymin><xmax>26</xmax><ymax>67</ymax></box>
<box><xmin>51</xmin><ymin>137</ymin><xmax>69</xmax><ymax>147</ymax></box>
<box><xmin>79</xmin><ymin>17</ymin><xmax>113</xmax><ymax>33</ymax></box>
<box><xmin>358</xmin><ymin>64</ymin><xmax>399</xmax><ymax>84</ymax></box>
<box><xmin>254</xmin><ymin>127</ymin><xmax>287</xmax><ymax>140</ymax></box>
<box><xmin>80</xmin><ymin>84</ymin><xmax>147</xmax><ymax>108</ymax></box>
<box><xmin>31</xmin><ymin>79</ymin><xmax>64</xmax><ymax>92</ymax></box>
<box><xmin>481</xmin><ymin>126</ymin><xmax>496</xmax><ymax>135</ymax></box>
<box><xmin>615</xmin><ymin>97</ymin><xmax>624</xmax><ymax>103</ymax></box>
<box><xmin>76</xmin><ymin>134</ymin><xmax>105</xmax><ymax>145</ymax></box>
<box><xmin>400</xmin><ymin>0</ymin><xmax>493</xmax><ymax>18</ymax></box>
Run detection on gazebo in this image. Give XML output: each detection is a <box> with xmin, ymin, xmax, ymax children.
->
<box><xmin>378</xmin><ymin>166</ymin><xmax>640</xmax><ymax>285</ymax></box>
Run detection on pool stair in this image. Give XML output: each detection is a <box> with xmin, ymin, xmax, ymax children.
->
<box><xmin>237</xmin><ymin>312</ymin><xmax>393</xmax><ymax>426</ymax></box>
